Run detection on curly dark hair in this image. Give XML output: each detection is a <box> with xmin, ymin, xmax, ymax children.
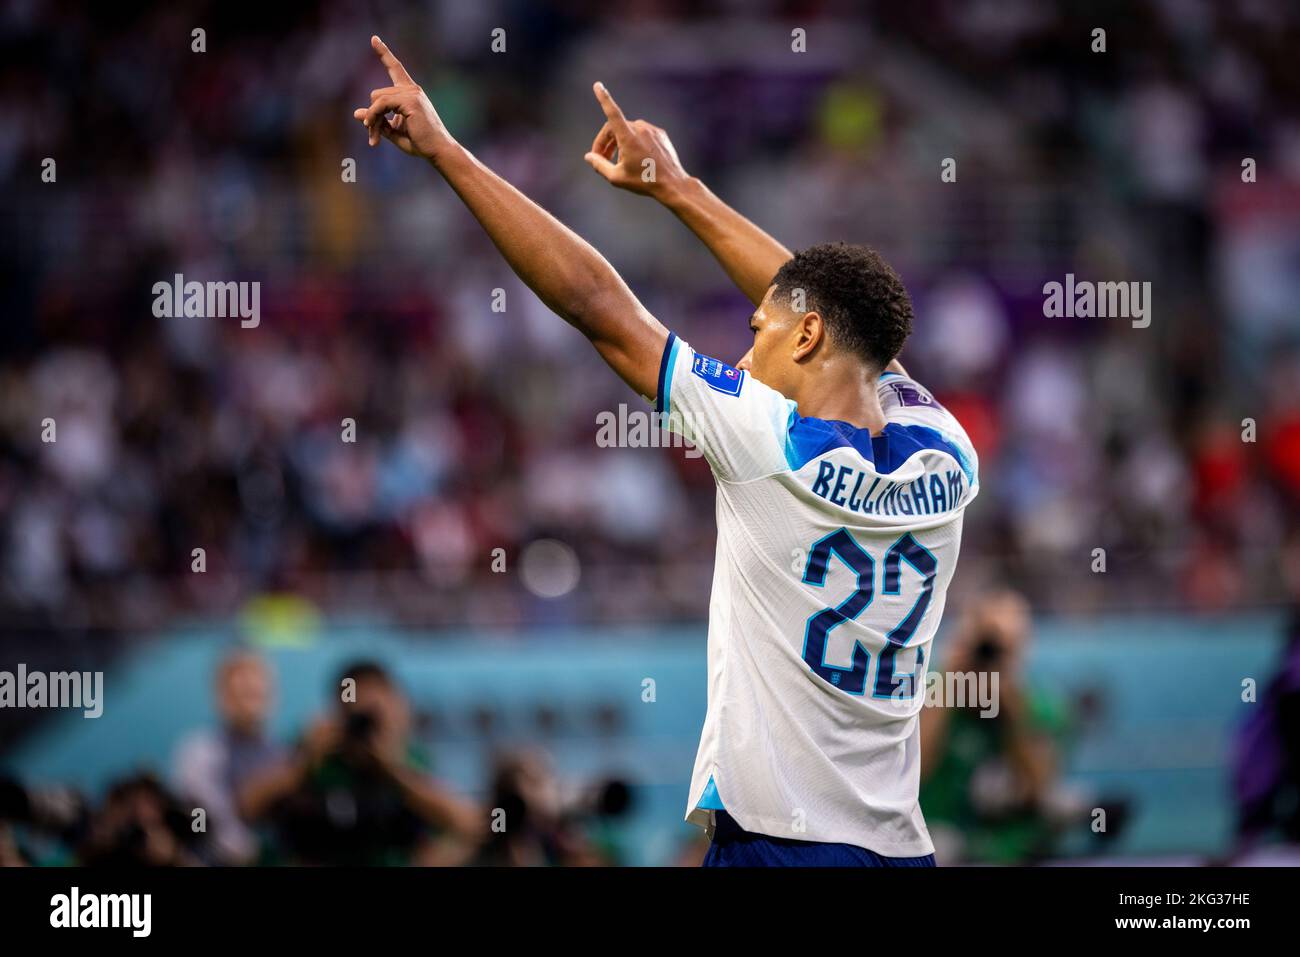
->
<box><xmin>770</xmin><ymin>243</ymin><xmax>913</xmax><ymax>370</ymax></box>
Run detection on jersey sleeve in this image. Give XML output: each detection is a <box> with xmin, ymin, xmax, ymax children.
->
<box><xmin>877</xmin><ymin>371</ymin><xmax>980</xmax><ymax>491</ymax></box>
<box><xmin>655</xmin><ymin>333</ymin><xmax>795</xmax><ymax>482</ymax></box>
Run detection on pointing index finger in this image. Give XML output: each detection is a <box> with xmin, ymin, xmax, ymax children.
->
<box><xmin>372</xmin><ymin>35</ymin><xmax>414</xmax><ymax>86</ymax></box>
<box><xmin>593</xmin><ymin>82</ymin><xmax>632</xmax><ymax>136</ymax></box>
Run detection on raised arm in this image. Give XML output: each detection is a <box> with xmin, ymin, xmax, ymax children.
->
<box><xmin>583</xmin><ymin>86</ymin><xmax>792</xmax><ymax>307</ymax></box>
<box><xmin>355</xmin><ymin>37</ymin><xmax>667</xmax><ymax>400</ymax></box>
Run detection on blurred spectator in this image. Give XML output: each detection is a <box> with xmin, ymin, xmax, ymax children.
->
<box><xmin>920</xmin><ymin>590</ymin><xmax>1088</xmax><ymax>863</ymax></box>
<box><xmin>1231</xmin><ymin>534</ymin><xmax>1300</xmax><ymax>852</ymax></box>
<box><xmin>239</xmin><ymin>660</ymin><xmax>482</xmax><ymax>865</ymax></box>
<box><xmin>0</xmin><ymin>775</ymin><xmax>87</xmax><ymax>866</ymax></box>
<box><xmin>0</xmin><ymin>822</ymin><xmax>22</xmax><ymax>867</ymax></box>
<box><xmin>170</xmin><ymin>649</ymin><xmax>286</xmax><ymax>865</ymax></box>
<box><xmin>78</xmin><ymin>772</ymin><xmax>200</xmax><ymax>867</ymax></box>
<box><xmin>473</xmin><ymin>749</ymin><xmax>615</xmax><ymax>867</ymax></box>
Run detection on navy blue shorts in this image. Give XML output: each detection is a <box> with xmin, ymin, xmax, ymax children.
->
<box><xmin>702</xmin><ymin>810</ymin><xmax>936</xmax><ymax>867</ymax></box>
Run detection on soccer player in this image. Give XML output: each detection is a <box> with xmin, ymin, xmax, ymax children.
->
<box><xmin>356</xmin><ymin>36</ymin><xmax>979</xmax><ymax>866</ymax></box>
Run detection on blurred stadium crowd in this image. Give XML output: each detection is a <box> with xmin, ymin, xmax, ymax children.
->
<box><xmin>2</xmin><ymin>651</ymin><xmax>645</xmax><ymax>866</ymax></box>
<box><xmin>5</xmin><ymin>586</ymin><xmax>1299</xmax><ymax>867</ymax></box>
<box><xmin>2</xmin><ymin>1</ymin><xmax>1300</xmax><ymax>867</ymax></box>
<box><xmin>2</xmin><ymin>1</ymin><xmax>1299</xmax><ymax>640</ymax></box>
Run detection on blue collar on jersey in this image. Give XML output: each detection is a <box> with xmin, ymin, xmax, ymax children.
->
<box><xmin>783</xmin><ymin>413</ymin><xmax>977</xmax><ymax>486</ymax></box>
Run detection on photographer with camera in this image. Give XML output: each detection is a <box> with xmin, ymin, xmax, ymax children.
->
<box><xmin>239</xmin><ymin>661</ymin><xmax>483</xmax><ymax>866</ymax></box>
<box><xmin>919</xmin><ymin>590</ymin><xmax>1084</xmax><ymax>863</ymax></box>
<box><xmin>472</xmin><ymin>749</ymin><xmax>635</xmax><ymax>867</ymax></box>
<box><xmin>79</xmin><ymin>772</ymin><xmax>201</xmax><ymax>867</ymax></box>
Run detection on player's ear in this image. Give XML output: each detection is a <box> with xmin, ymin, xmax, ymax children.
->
<box><xmin>791</xmin><ymin>310</ymin><xmax>824</xmax><ymax>362</ymax></box>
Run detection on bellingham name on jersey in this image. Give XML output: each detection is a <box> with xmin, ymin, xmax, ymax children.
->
<box><xmin>809</xmin><ymin>461</ymin><xmax>966</xmax><ymax>518</ymax></box>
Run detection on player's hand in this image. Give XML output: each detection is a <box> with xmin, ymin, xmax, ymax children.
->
<box><xmin>353</xmin><ymin>35</ymin><xmax>453</xmax><ymax>161</ymax></box>
<box><xmin>584</xmin><ymin>83</ymin><xmax>689</xmax><ymax>200</ymax></box>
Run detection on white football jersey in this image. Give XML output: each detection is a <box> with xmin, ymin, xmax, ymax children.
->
<box><xmin>656</xmin><ymin>333</ymin><xmax>979</xmax><ymax>857</ymax></box>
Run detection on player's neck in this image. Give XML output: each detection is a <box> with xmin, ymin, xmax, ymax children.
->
<box><xmin>796</xmin><ymin>366</ymin><xmax>887</xmax><ymax>434</ymax></box>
